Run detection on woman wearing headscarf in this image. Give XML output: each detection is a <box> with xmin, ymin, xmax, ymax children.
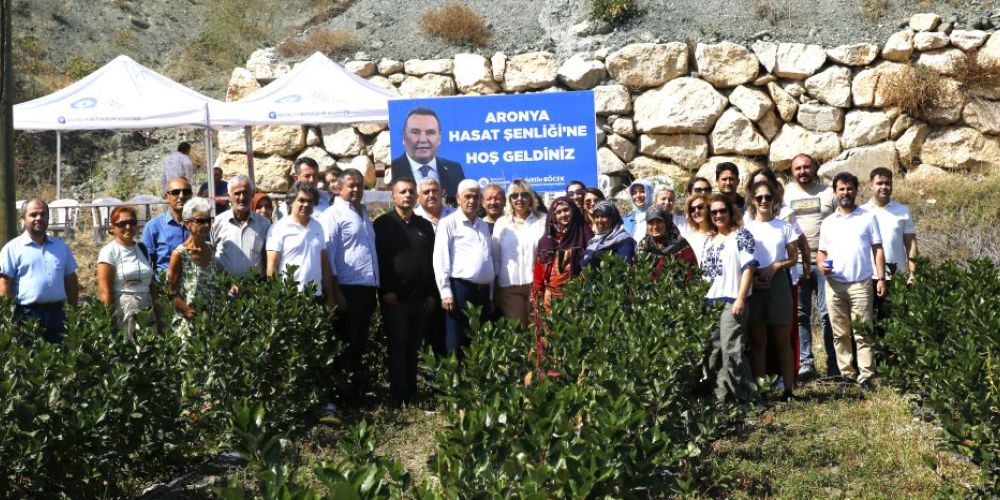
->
<box><xmin>621</xmin><ymin>180</ymin><xmax>653</xmax><ymax>241</ymax></box>
<box><xmin>251</xmin><ymin>192</ymin><xmax>274</xmax><ymax>221</ymax></box>
<box><xmin>637</xmin><ymin>205</ymin><xmax>697</xmax><ymax>281</ymax></box>
<box><xmin>581</xmin><ymin>200</ymin><xmax>636</xmax><ymax>268</ymax></box>
<box><xmin>532</xmin><ymin>196</ymin><xmax>592</xmax><ymax>309</ymax></box>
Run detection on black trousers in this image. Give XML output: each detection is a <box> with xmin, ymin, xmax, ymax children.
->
<box><xmin>14</xmin><ymin>303</ymin><xmax>67</xmax><ymax>343</ymax></box>
<box><xmin>382</xmin><ymin>296</ymin><xmax>429</xmax><ymax>400</ymax></box>
<box><xmin>335</xmin><ymin>285</ymin><xmax>377</xmax><ymax>398</ymax></box>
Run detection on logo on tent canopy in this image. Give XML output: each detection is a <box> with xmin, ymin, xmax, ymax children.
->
<box><xmin>70</xmin><ymin>97</ymin><xmax>98</xmax><ymax>109</ymax></box>
<box><xmin>268</xmin><ymin>112</ymin><xmax>277</xmax><ymax>119</ymax></box>
<box><xmin>58</xmin><ymin>116</ymin><xmax>66</xmax><ymax>124</ymax></box>
<box><xmin>275</xmin><ymin>95</ymin><xmax>301</xmax><ymax>104</ymax></box>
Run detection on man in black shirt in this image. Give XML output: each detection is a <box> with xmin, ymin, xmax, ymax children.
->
<box><xmin>374</xmin><ymin>176</ymin><xmax>437</xmax><ymax>404</ymax></box>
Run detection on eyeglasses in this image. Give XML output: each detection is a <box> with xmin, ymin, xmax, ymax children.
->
<box><xmin>567</xmin><ymin>189</ymin><xmax>586</xmax><ymax>196</ymax></box>
<box><xmin>187</xmin><ymin>217</ymin><xmax>213</xmax><ymax>225</ymax></box>
<box><xmin>754</xmin><ymin>194</ymin><xmax>773</xmax><ymax>203</ymax></box>
<box><xmin>709</xmin><ymin>208</ymin><xmax>729</xmax><ymax>216</ymax></box>
<box><xmin>113</xmin><ymin>219</ymin><xmax>138</xmax><ymax>228</ymax></box>
<box><xmin>689</xmin><ymin>204</ymin><xmax>705</xmax><ymax>212</ymax></box>
<box><xmin>692</xmin><ymin>187</ymin><xmax>712</xmax><ymax>194</ymax></box>
<box><xmin>167</xmin><ymin>188</ymin><xmax>193</xmax><ymax>196</ymax></box>
<box><xmin>509</xmin><ymin>192</ymin><xmax>531</xmax><ymax>200</ymax></box>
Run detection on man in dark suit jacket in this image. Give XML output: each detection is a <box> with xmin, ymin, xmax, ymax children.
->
<box><xmin>391</xmin><ymin>107</ymin><xmax>466</xmax><ymax>199</ymax></box>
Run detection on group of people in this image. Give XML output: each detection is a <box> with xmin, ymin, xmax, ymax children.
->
<box><xmin>0</xmin><ymin>149</ymin><xmax>916</xmax><ymax>405</ymax></box>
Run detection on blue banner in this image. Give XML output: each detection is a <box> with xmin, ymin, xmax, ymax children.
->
<box><xmin>388</xmin><ymin>91</ymin><xmax>597</xmax><ymax>193</ymax></box>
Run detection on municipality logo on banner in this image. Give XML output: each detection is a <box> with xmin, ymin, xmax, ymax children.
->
<box><xmin>70</xmin><ymin>97</ymin><xmax>98</xmax><ymax>109</ymax></box>
<box><xmin>388</xmin><ymin>91</ymin><xmax>598</xmax><ymax>192</ymax></box>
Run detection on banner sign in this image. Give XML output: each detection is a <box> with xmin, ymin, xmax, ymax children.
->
<box><xmin>388</xmin><ymin>91</ymin><xmax>597</xmax><ymax>192</ymax></box>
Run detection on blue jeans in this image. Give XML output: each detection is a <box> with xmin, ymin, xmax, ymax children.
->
<box><xmin>797</xmin><ymin>264</ymin><xmax>839</xmax><ymax>376</ymax></box>
<box><xmin>444</xmin><ymin>279</ymin><xmax>490</xmax><ymax>357</ymax></box>
<box><xmin>14</xmin><ymin>303</ymin><xmax>67</xmax><ymax>343</ymax></box>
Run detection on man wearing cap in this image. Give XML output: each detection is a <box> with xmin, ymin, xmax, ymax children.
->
<box><xmin>0</xmin><ymin>198</ymin><xmax>80</xmax><ymax>342</ymax></box>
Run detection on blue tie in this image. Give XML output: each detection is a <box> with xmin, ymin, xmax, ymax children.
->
<box><xmin>419</xmin><ymin>164</ymin><xmax>431</xmax><ymax>178</ymax></box>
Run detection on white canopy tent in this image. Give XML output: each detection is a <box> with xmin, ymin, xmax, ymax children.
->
<box><xmin>13</xmin><ymin>55</ymin><xmax>224</xmax><ymax>199</ymax></box>
<box><xmin>209</xmin><ymin>52</ymin><xmax>397</xmax><ymax>187</ymax></box>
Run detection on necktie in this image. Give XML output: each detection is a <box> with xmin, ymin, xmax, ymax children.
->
<box><xmin>419</xmin><ymin>164</ymin><xmax>431</xmax><ymax>177</ymax></box>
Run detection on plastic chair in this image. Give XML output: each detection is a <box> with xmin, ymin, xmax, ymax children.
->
<box><xmin>127</xmin><ymin>194</ymin><xmax>167</xmax><ymax>228</ymax></box>
<box><xmin>49</xmin><ymin>199</ymin><xmax>81</xmax><ymax>239</ymax></box>
<box><xmin>90</xmin><ymin>197</ymin><xmax>123</xmax><ymax>243</ymax></box>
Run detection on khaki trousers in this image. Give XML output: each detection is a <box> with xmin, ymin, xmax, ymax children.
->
<box><xmin>497</xmin><ymin>284</ymin><xmax>533</xmax><ymax>327</ymax></box>
<box><xmin>825</xmin><ymin>278</ymin><xmax>875</xmax><ymax>383</ymax></box>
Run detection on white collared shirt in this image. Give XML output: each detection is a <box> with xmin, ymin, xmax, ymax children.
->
<box><xmin>433</xmin><ymin>210</ymin><xmax>495</xmax><ymax>300</ymax></box>
<box><xmin>414</xmin><ymin>204</ymin><xmax>455</xmax><ymax>232</ymax></box>
<box><xmin>318</xmin><ymin>197</ymin><xmax>380</xmax><ymax>287</ymax></box>
<box><xmin>211</xmin><ymin>209</ymin><xmax>271</xmax><ymax>277</ymax></box>
<box><xmin>407</xmin><ymin>156</ymin><xmax>440</xmax><ymax>186</ymax></box>
<box><xmin>861</xmin><ymin>199</ymin><xmax>915</xmax><ymax>280</ymax></box>
<box><xmin>492</xmin><ymin>212</ymin><xmax>547</xmax><ymax>288</ymax></box>
<box><xmin>818</xmin><ymin>206</ymin><xmax>883</xmax><ymax>283</ymax></box>
<box><xmin>266</xmin><ymin>216</ymin><xmax>326</xmax><ymax>296</ymax></box>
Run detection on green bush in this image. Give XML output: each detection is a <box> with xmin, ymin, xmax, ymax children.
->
<box><xmin>0</xmin><ymin>271</ymin><xmax>341</xmax><ymax>497</ymax></box>
<box><xmin>589</xmin><ymin>0</ymin><xmax>636</xmax><ymax>23</ymax></box>
<box><xmin>871</xmin><ymin>258</ymin><xmax>1000</xmax><ymax>494</ymax></box>
<box><xmin>425</xmin><ymin>257</ymin><xmax>730</xmax><ymax>496</ymax></box>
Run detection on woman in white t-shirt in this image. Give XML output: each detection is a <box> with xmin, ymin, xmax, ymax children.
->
<box><xmin>97</xmin><ymin>205</ymin><xmax>157</xmax><ymax>337</ymax></box>
<box><xmin>745</xmin><ymin>181</ymin><xmax>799</xmax><ymax>400</ymax></box>
<box><xmin>684</xmin><ymin>193</ymin><xmax>710</xmax><ymax>263</ymax></box>
<box><xmin>699</xmin><ymin>194</ymin><xmax>757</xmax><ymax>402</ymax></box>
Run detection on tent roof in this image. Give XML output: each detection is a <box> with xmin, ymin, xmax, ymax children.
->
<box><xmin>208</xmin><ymin>52</ymin><xmax>397</xmax><ymax>128</ymax></box>
<box><xmin>14</xmin><ymin>55</ymin><xmax>222</xmax><ymax>131</ymax></box>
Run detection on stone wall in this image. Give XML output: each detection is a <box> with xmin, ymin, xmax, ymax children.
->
<box><xmin>216</xmin><ymin>12</ymin><xmax>1000</xmax><ymax>194</ymax></box>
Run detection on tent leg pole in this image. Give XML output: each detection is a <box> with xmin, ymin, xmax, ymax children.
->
<box><xmin>0</xmin><ymin>0</ymin><xmax>15</xmax><ymax>242</ymax></box>
<box><xmin>244</xmin><ymin>126</ymin><xmax>255</xmax><ymax>191</ymax></box>
<box><xmin>56</xmin><ymin>131</ymin><xmax>61</xmax><ymax>199</ymax></box>
<box><xmin>204</xmin><ymin>127</ymin><xmax>214</xmax><ymax>216</ymax></box>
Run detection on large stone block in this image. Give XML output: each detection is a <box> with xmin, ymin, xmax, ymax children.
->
<box><xmin>817</xmin><ymin>142</ymin><xmax>898</xmax><ymax>180</ymax></box>
<box><xmin>345</xmin><ymin>60</ymin><xmax>377</xmax><ymax>77</ymax></box>
<box><xmin>454</xmin><ymin>53</ymin><xmax>500</xmax><ymax>94</ymax></box>
<box><xmin>895</xmin><ymin>123</ymin><xmax>930</xmax><ymax>167</ymax></box>
<box><xmin>245</xmin><ymin>48</ymin><xmax>290</xmax><ymax>83</ymax></box>
<box><xmin>769</xmin><ymin>124</ymin><xmax>842</xmax><ymax>169</ymax></box>
<box><xmin>751</xmin><ymin>41</ymin><xmax>778</xmax><ymax>73</ymax></box>
<box><xmin>767</xmin><ymin>82</ymin><xmax>798</xmax><ymax>122</ymax></box>
<box><xmin>696</xmin><ymin>156</ymin><xmax>765</xmax><ymax>181</ymax></box>
<box><xmin>606</xmin><ymin>42</ymin><xmax>688</xmax><ymax>89</ymax></box>
<box><xmin>773</xmin><ymin>43</ymin><xmax>827</xmax><ymax>80</ymax></box>
<box><xmin>594</xmin><ymin>84</ymin><xmax>632</xmax><ymax>115</ymax></box>
<box><xmin>695</xmin><ymin>41</ymin><xmax>759</xmax><ymax>88</ymax></box>
<box><xmin>597</xmin><ymin>147</ymin><xmax>628</xmax><ymax>174</ymax></box>
<box><xmin>633</xmin><ymin>77</ymin><xmax>728</xmax><ymax>134</ymax></box>
<box><xmin>729</xmin><ymin>85</ymin><xmax>774</xmax><ymax>122</ymax></box>
<box><xmin>916</xmin><ymin>48</ymin><xmax>967</xmax><ymax>76</ymax></box>
<box><xmin>826</xmin><ymin>43</ymin><xmax>879</xmax><ymax>66</ymax></box>
<box><xmin>215</xmin><ymin>153</ymin><xmax>294</xmax><ymax>193</ymax></box>
<box><xmin>218</xmin><ymin>126</ymin><xmax>306</xmax><ymax>157</ymax></box>
<box><xmin>921</xmin><ymin>126</ymin><xmax>1000</xmax><ymax>171</ymax></box>
<box><xmin>321</xmin><ymin>124</ymin><xmax>364</xmax><ymax>157</ymax></box>
<box><xmin>403</xmin><ymin>58</ymin><xmax>454</xmax><ymax>75</ymax></box>
<box><xmin>297</xmin><ymin>146</ymin><xmax>338</xmax><ymax>171</ymax></box>
<box><xmin>962</xmin><ymin>97</ymin><xmax>1000</xmax><ymax>135</ymax></box>
<box><xmin>841</xmin><ymin>110</ymin><xmax>892</xmax><ymax>149</ymax></box>
<box><xmin>557</xmin><ymin>54</ymin><xmax>607</xmax><ymax>90</ymax></box>
<box><xmin>913</xmin><ymin>32</ymin><xmax>950</xmax><ymax>51</ymax></box>
<box><xmin>950</xmin><ymin>30</ymin><xmax>989</xmax><ymax>51</ymax></box>
<box><xmin>804</xmin><ymin>65</ymin><xmax>852</xmax><ymax>108</ymax></box>
<box><xmin>226</xmin><ymin>67</ymin><xmax>260</xmax><ymax>102</ymax></box>
<box><xmin>628</xmin><ymin>156</ymin><xmax>687</xmax><ymax>178</ymax></box>
<box><xmin>607</xmin><ymin>133</ymin><xmax>637</xmax><ymax>162</ymax></box>
<box><xmin>638</xmin><ymin>134</ymin><xmax>709</xmax><ymax>168</ymax></box>
<box><xmin>797</xmin><ymin>102</ymin><xmax>845</xmax><ymax>132</ymax></box>
<box><xmin>909</xmin><ymin>13</ymin><xmax>941</xmax><ymax>31</ymax></box>
<box><xmin>710</xmin><ymin>108</ymin><xmax>769</xmax><ymax>156</ymax></box>
<box><xmin>851</xmin><ymin>61</ymin><xmax>911</xmax><ymax>108</ymax></box>
<box><xmin>371</xmin><ymin>131</ymin><xmax>391</xmax><ymax>165</ymax></box>
<box><xmin>399</xmin><ymin>74</ymin><xmax>457</xmax><ymax>97</ymax></box>
<box><xmin>503</xmin><ymin>52</ymin><xmax>558</xmax><ymax>91</ymax></box>
<box><xmin>882</xmin><ymin>30</ymin><xmax>914</xmax><ymax>62</ymax></box>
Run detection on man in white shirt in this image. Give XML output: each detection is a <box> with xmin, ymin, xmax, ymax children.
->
<box><xmin>784</xmin><ymin>154</ymin><xmax>839</xmax><ymax>378</ymax></box>
<box><xmin>414</xmin><ymin>178</ymin><xmax>454</xmax><ymax>232</ymax></box>
<box><xmin>654</xmin><ymin>185</ymin><xmax>688</xmax><ymax>235</ymax></box>
<box><xmin>277</xmin><ymin>157</ymin><xmax>331</xmax><ymax>219</ymax></box>
<box><xmin>433</xmin><ymin>179</ymin><xmax>495</xmax><ymax>356</ymax></box>
<box><xmin>160</xmin><ymin>142</ymin><xmax>194</xmax><ymax>193</ymax></box>
<box><xmin>319</xmin><ymin>168</ymin><xmax>380</xmax><ymax>401</ymax></box>
<box><xmin>817</xmin><ymin>172</ymin><xmax>886</xmax><ymax>390</ymax></box>
<box><xmin>211</xmin><ymin>175</ymin><xmax>270</xmax><ymax>277</ymax></box>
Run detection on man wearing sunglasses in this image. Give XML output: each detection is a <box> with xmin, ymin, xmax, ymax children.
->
<box><xmin>565</xmin><ymin>180</ymin><xmax>587</xmax><ymax>210</ymax></box>
<box><xmin>142</xmin><ymin>177</ymin><xmax>193</xmax><ymax>272</ymax></box>
<box><xmin>0</xmin><ymin>198</ymin><xmax>80</xmax><ymax>343</ymax></box>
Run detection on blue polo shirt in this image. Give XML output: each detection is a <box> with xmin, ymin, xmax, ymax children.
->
<box><xmin>141</xmin><ymin>212</ymin><xmax>189</xmax><ymax>272</ymax></box>
<box><xmin>0</xmin><ymin>233</ymin><xmax>79</xmax><ymax>305</ymax></box>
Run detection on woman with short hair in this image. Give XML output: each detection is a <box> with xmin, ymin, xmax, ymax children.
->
<box><xmin>684</xmin><ymin>193</ymin><xmax>710</xmax><ymax>262</ymax></box>
<box><xmin>492</xmin><ymin>180</ymin><xmax>547</xmax><ymax>326</ymax></box>
<box><xmin>166</xmin><ymin>197</ymin><xmax>222</xmax><ymax>337</ymax></box>
<box><xmin>97</xmin><ymin>205</ymin><xmax>157</xmax><ymax>336</ymax></box>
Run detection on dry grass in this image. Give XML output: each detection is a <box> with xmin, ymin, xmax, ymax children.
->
<box><xmin>951</xmin><ymin>54</ymin><xmax>1000</xmax><ymax>98</ymax></box>
<box><xmin>879</xmin><ymin>64</ymin><xmax>953</xmax><ymax>123</ymax></box>
<box><xmin>750</xmin><ymin>0</ymin><xmax>789</xmax><ymax>25</ymax></box>
<box><xmin>859</xmin><ymin>0</ymin><xmax>889</xmax><ymax>24</ymax></box>
<box><xmin>589</xmin><ymin>0</ymin><xmax>637</xmax><ymax>23</ymax></box>
<box><xmin>277</xmin><ymin>28</ymin><xmax>362</xmax><ymax>58</ymax></box>
<box><xmin>419</xmin><ymin>3</ymin><xmax>490</xmax><ymax>47</ymax></box>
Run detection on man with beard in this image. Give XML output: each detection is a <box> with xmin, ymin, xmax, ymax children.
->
<box><xmin>784</xmin><ymin>154</ymin><xmax>838</xmax><ymax>378</ymax></box>
<box><xmin>715</xmin><ymin>162</ymin><xmax>745</xmax><ymax>213</ymax></box>
<box><xmin>0</xmin><ymin>199</ymin><xmax>80</xmax><ymax>342</ymax></box>
<box><xmin>817</xmin><ymin>172</ymin><xmax>886</xmax><ymax>392</ymax></box>
<box><xmin>211</xmin><ymin>175</ymin><xmax>271</xmax><ymax>277</ymax></box>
